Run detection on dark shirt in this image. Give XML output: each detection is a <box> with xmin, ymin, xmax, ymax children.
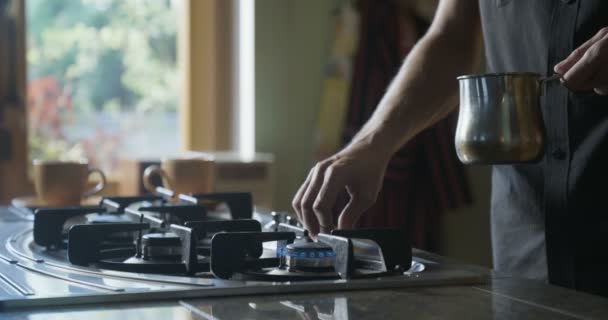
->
<box><xmin>480</xmin><ymin>0</ymin><xmax>608</xmax><ymax>296</ymax></box>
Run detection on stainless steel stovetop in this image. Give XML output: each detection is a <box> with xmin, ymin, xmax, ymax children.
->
<box><xmin>0</xmin><ymin>194</ymin><xmax>485</xmax><ymax>310</ymax></box>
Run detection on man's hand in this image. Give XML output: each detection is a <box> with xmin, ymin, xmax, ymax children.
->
<box><xmin>292</xmin><ymin>138</ymin><xmax>391</xmax><ymax>236</ymax></box>
<box><xmin>554</xmin><ymin>27</ymin><xmax>608</xmax><ymax>95</ymax></box>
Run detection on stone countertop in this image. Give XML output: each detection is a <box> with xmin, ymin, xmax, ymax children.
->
<box><xmin>4</xmin><ymin>250</ymin><xmax>608</xmax><ymax>320</ymax></box>
<box><xmin>3</xmin><ymin>277</ymin><xmax>608</xmax><ymax>320</ymax></box>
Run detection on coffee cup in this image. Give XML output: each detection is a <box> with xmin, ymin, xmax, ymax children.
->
<box><xmin>143</xmin><ymin>157</ymin><xmax>215</xmax><ymax>198</ymax></box>
<box><xmin>33</xmin><ymin>159</ymin><xmax>107</xmax><ymax>206</ymax></box>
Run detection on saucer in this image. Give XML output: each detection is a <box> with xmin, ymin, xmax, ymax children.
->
<box><xmin>11</xmin><ymin>195</ymin><xmax>102</xmax><ymax>210</ymax></box>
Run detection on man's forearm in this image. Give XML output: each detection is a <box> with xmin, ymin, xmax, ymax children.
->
<box><xmin>351</xmin><ymin>1</ymin><xmax>483</xmax><ymax>158</ymax></box>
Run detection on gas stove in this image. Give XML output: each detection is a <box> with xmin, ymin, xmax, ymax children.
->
<box><xmin>0</xmin><ymin>191</ymin><xmax>485</xmax><ymax>309</ymax></box>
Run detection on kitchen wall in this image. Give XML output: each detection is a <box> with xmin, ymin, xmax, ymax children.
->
<box><xmin>255</xmin><ymin>0</ymin><xmax>337</xmax><ymax>211</ymax></box>
<box><xmin>255</xmin><ymin>0</ymin><xmax>492</xmax><ymax>267</ymax></box>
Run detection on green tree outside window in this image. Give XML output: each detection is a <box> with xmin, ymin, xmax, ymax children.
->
<box><xmin>27</xmin><ymin>0</ymin><xmax>180</xmax><ymax>172</ymax></box>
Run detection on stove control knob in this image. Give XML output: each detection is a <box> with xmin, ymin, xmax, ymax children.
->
<box><xmin>272</xmin><ymin>211</ymin><xmax>281</xmax><ymax>223</ymax></box>
<box><xmin>272</xmin><ymin>212</ymin><xmax>283</xmax><ymax>232</ymax></box>
<box><xmin>264</xmin><ymin>211</ymin><xmax>281</xmax><ymax>232</ymax></box>
<box><xmin>286</xmin><ymin>215</ymin><xmax>299</xmax><ymax>226</ymax></box>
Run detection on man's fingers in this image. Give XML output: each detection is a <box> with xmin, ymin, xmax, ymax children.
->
<box><xmin>300</xmin><ymin>162</ymin><xmax>330</xmax><ymax>235</ymax></box>
<box><xmin>292</xmin><ymin>169</ymin><xmax>313</xmax><ymax>223</ymax></box>
<box><xmin>555</xmin><ymin>27</ymin><xmax>608</xmax><ymax>75</ymax></box>
<box><xmin>590</xmin><ymin>64</ymin><xmax>608</xmax><ymax>94</ymax></box>
<box><xmin>337</xmin><ymin>195</ymin><xmax>368</xmax><ymax>230</ymax></box>
<box><xmin>594</xmin><ymin>86</ymin><xmax>608</xmax><ymax>95</ymax></box>
<box><xmin>561</xmin><ymin>38</ymin><xmax>608</xmax><ymax>92</ymax></box>
<box><xmin>555</xmin><ymin>43</ymin><xmax>592</xmax><ymax>75</ymax></box>
<box><xmin>313</xmin><ymin>165</ymin><xmax>343</xmax><ymax>234</ymax></box>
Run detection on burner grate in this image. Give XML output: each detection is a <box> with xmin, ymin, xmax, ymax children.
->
<box><xmin>33</xmin><ymin>206</ymin><xmax>107</xmax><ymax>249</ymax></box>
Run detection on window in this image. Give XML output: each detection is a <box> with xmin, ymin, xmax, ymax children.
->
<box><xmin>26</xmin><ymin>0</ymin><xmax>180</xmax><ymax>173</ymax></box>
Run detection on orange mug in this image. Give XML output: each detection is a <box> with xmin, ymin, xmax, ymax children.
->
<box><xmin>33</xmin><ymin>159</ymin><xmax>106</xmax><ymax>206</ymax></box>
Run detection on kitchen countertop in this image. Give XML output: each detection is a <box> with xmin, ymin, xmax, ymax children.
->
<box><xmin>3</xmin><ymin>250</ymin><xmax>608</xmax><ymax>319</ymax></box>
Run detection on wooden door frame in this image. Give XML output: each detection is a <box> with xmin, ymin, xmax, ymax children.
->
<box><xmin>0</xmin><ymin>0</ymin><xmax>30</xmax><ymax>203</ymax></box>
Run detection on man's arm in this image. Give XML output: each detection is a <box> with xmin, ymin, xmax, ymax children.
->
<box><xmin>292</xmin><ymin>0</ymin><xmax>483</xmax><ymax>235</ymax></box>
<box><xmin>354</xmin><ymin>0</ymin><xmax>482</xmax><ymax>154</ymax></box>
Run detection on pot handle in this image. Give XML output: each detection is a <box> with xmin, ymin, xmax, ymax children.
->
<box><xmin>538</xmin><ymin>73</ymin><xmax>563</xmax><ymax>96</ymax></box>
<box><xmin>539</xmin><ymin>73</ymin><xmax>563</xmax><ymax>83</ymax></box>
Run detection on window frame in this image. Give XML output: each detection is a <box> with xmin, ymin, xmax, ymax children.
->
<box><xmin>179</xmin><ymin>0</ymin><xmax>235</xmax><ymax>152</ymax></box>
<box><xmin>0</xmin><ymin>0</ymin><xmax>30</xmax><ymax>202</ymax></box>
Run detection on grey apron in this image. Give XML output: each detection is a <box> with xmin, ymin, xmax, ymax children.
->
<box><xmin>480</xmin><ymin>0</ymin><xmax>608</xmax><ymax>295</ymax></box>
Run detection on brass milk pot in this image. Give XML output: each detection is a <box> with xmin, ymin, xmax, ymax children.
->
<box><xmin>455</xmin><ymin>72</ymin><xmax>560</xmax><ymax>164</ymax></box>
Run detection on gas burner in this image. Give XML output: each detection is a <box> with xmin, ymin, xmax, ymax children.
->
<box><xmin>210</xmin><ymin>224</ymin><xmax>412</xmax><ymax>281</ymax></box>
<box><xmin>66</xmin><ymin>219</ymin><xmax>263</xmax><ymax>275</ymax></box>
<box><xmin>114</xmin><ymin>231</ymin><xmax>195</xmax><ymax>274</ymax></box>
<box><xmin>141</xmin><ymin>233</ymin><xmax>182</xmax><ymax>262</ymax></box>
<box><xmin>70</xmin><ymin>223</ymin><xmax>192</xmax><ymax>275</ymax></box>
<box><xmin>283</xmin><ymin>231</ymin><xmax>335</xmax><ymax>271</ymax></box>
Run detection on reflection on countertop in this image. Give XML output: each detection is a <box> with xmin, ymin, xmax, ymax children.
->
<box><xmin>5</xmin><ymin>277</ymin><xmax>608</xmax><ymax>320</ymax></box>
